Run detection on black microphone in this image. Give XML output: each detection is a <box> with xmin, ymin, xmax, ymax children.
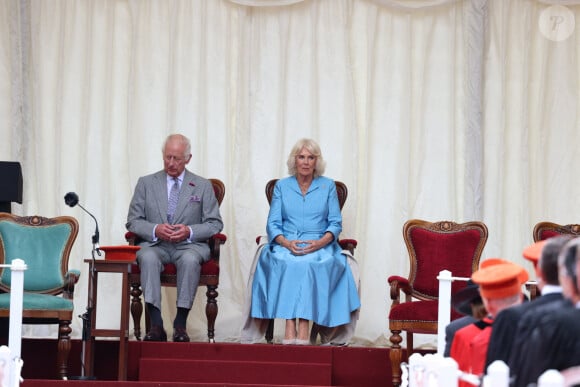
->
<box><xmin>64</xmin><ymin>192</ymin><xmax>101</xmax><ymax>256</ymax></box>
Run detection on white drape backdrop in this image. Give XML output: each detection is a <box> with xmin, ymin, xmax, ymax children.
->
<box><xmin>0</xmin><ymin>0</ymin><xmax>579</xmax><ymax>347</ymax></box>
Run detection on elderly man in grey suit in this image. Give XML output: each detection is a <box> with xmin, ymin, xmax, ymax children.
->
<box><xmin>126</xmin><ymin>133</ymin><xmax>223</xmax><ymax>342</ymax></box>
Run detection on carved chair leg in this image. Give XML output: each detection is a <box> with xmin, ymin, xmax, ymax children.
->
<box><xmin>130</xmin><ymin>282</ymin><xmax>143</xmax><ymax>340</ymax></box>
<box><xmin>205</xmin><ymin>285</ymin><xmax>218</xmax><ymax>343</ymax></box>
<box><xmin>265</xmin><ymin>319</ymin><xmax>274</xmax><ymax>344</ymax></box>
<box><xmin>406</xmin><ymin>332</ymin><xmax>414</xmax><ymax>358</ymax></box>
<box><xmin>145</xmin><ymin>305</ymin><xmax>151</xmax><ymax>333</ymax></box>
<box><xmin>57</xmin><ymin>319</ymin><xmax>72</xmax><ymax>380</ymax></box>
<box><xmin>389</xmin><ymin>329</ymin><xmax>403</xmax><ymax>387</ymax></box>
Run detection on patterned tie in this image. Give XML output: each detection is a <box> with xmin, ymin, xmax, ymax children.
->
<box><xmin>167</xmin><ymin>177</ymin><xmax>180</xmax><ymax>223</ymax></box>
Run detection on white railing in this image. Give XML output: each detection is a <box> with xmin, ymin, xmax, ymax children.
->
<box><xmin>436</xmin><ymin>270</ymin><xmax>469</xmax><ymax>355</ymax></box>
<box><xmin>0</xmin><ymin>259</ymin><xmax>27</xmax><ymax>387</ymax></box>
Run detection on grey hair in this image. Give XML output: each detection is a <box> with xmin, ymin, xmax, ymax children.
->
<box><xmin>162</xmin><ymin>134</ymin><xmax>191</xmax><ymax>159</ymax></box>
<box><xmin>286</xmin><ymin>138</ymin><xmax>326</xmax><ymax>178</ymax></box>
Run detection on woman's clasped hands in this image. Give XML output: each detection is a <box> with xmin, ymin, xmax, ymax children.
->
<box><xmin>284</xmin><ymin>239</ymin><xmax>322</xmax><ymax>255</ymax></box>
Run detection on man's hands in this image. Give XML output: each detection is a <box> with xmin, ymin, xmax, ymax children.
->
<box><xmin>156</xmin><ymin>223</ymin><xmax>189</xmax><ymax>243</ymax></box>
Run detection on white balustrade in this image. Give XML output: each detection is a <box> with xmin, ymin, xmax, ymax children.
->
<box><xmin>406</xmin><ymin>352</ymin><xmax>459</xmax><ymax>386</ymax></box>
<box><xmin>482</xmin><ymin>360</ymin><xmax>509</xmax><ymax>387</ymax></box>
<box><xmin>538</xmin><ymin>369</ymin><xmax>564</xmax><ymax>387</ymax></box>
<box><xmin>436</xmin><ymin>270</ymin><xmax>469</xmax><ymax>355</ymax></box>
<box><xmin>0</xmin><ymin>259</ymin><xmax>27</xmax><ymax>387</ymax></box>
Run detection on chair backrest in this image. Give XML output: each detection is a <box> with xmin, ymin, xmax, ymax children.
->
<box><xmin>265</xmin><ymin>178</ymin><xmax>348</xmax><ymax>210</ymax></box>
<box><xmin>0</xmin><ymin>213</ymin><xmax>78</xmax><ymax>294</ymax></box>
<box><xmin>533</xmin><ymin>221</ymin><xmax>580</xmax><ymax>242</ymax></box>
<box><xmin>403</xmin><ymin>219</ymin><xmax>488</xmax><ymax>300</ymax></box>
<box><xmin>209</xmin><ymin>178</ymin><xmax>225</xmax><ymax>206</ymax></box>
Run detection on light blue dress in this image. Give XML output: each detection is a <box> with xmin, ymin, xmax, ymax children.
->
<box><xmin>250</xmin><ymin>176</ymin><xmax>361</xmax><ymax>327</ymax></box>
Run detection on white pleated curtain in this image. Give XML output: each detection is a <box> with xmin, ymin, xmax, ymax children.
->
<box><xmin>0</xmin><ymin>0</ymin><xmax>578</xmax><ymax>346</ymax></box>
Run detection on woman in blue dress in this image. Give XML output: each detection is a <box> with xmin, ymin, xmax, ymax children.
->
<box><xmin>250</xmin><ymin>138</ymin><xmax>361</xmax><ymax>345</ymax></box>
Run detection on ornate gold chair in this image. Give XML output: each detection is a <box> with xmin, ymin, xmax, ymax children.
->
<box><xmin>387</xmin><ymin>219</ymin><xmax>488</xmax><ymax>386</ymax></box>
<box><xmin>0</xmin><ymin>213</ymin><xmax>80</xmax><ymax>379</ymax></box>
<box><xmin>259</xmin><ymin>178</ymin><xmax>357</xmax><ymax>343</ymax></box>
<box><xmin>125</xmin><ymin>178</ymin><xmax>227</xmax><ymax>342</ymax></box>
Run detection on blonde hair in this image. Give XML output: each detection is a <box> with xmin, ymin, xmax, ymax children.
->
<box><xmin>286</xmin><ymin>138</ymin><xmax>326</xmax><ymax>177</ymax></box>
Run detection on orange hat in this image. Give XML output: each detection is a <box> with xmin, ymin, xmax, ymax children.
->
<box><xmin>479</xmin><ymin>258</ymin><xmax>529</xmax><ymax>283</ymax></box>
<box><xmin>522</xmin><ymin>240</ymin><xmax>547</xmax><ymax>264</ymax></box>
<box><xmin>472</xmin><ymin>262</ymin><xmax>529</xmax><ymax>299</ymax></box>
<box><xmin>480</xmin><ymin>257</ymin><xmax>510</xmax><ymax>269</ymax></box>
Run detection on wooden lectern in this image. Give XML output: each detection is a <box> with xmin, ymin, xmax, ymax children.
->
<box><xmin>0</xmin><ymin>162</ymin><xmax>23</xmax><ymax>213</ymax></box>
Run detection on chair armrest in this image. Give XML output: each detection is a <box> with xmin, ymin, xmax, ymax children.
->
<box><xmin>338</xmin><ymin>238</ymin><xmax>357</xmax><ymax>254</ymax></box>
<box><xmin>125</xmin><ymin>231</ymin><xmax>139</xmax><ymax>245</ymax></box>
<box><xmin>63</xmin><ymin>270</ymin><xmax>80</xmax><ymax>300</ymax></box>
<box><xmin>209</xmin><ymin>233</ymin><xmax>227</xmax><ymax>262</ymax></box>
<box><xmin>388</xmin><ymin>275</ymin><xmax>412</xmax><ymax>306</ymax></box>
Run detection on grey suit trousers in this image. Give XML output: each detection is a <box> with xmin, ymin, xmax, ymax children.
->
<box><xmin>137</xmin><ymin>241</ymin><xmax>204</xmax><ymax>310</ymax></box>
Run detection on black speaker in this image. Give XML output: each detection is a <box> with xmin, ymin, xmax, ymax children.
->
<box><xmin>0</xmin><ymin>161</ymin><xmax>23</xmax><ymax>213</ymax></box>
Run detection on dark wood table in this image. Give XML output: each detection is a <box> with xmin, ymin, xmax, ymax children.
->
<box><xmin>83</xmin><ymin>258</ymin><xmax>134</xmax><ymax>381</ymax></box>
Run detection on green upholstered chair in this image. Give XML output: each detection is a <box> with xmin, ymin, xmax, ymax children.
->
<box><xmin>0</xmin><ymin>213</ymin><xmax>80</xmax><ymax>379</ymax></box>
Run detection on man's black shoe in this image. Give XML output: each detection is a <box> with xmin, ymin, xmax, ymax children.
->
<box><xmin>144</xmin><ymin>325</ymin><xmax>167</xmax><ymax>342</ymax></box>
<box><xmin>173</xmin><ymin>326</ymin><xmax>190</xmax><ymax>342</ymax></box>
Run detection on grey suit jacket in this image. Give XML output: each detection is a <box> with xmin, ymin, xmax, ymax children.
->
<box><xmin>126</xmin><ymin>169</ymin><xmax>223</xmax><ymax>260</ymax></box>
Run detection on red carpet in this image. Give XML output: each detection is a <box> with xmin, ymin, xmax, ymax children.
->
<box><xmin>15</xmin><ymin>339</ymin><xmax>393</xmax><ymax>386</ymax></box>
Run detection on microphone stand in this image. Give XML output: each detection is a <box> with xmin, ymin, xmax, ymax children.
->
<box><xmin>78</xmin><ymin>229</ymin><xmax>99</xmax><ymax>380</ymax></box>
<box><xmin>67</xmin><ymin>198</ymin><xmax>100</xmax><ymax>380</ymax></box>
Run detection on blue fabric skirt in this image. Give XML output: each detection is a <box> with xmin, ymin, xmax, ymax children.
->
<box><xmin>250</xmin><ymin>242</ymin><xmax>361</xmax><ymax>327</ymax></box>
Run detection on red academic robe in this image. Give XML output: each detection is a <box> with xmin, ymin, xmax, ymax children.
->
<box><xmin>450</xmin><ymin>317</ymin><xmax>493</xmax><ymax>387</ymax></box>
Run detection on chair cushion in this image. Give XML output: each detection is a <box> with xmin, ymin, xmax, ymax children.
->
<box><xmin>0</xmin><ymin>221</ymin><xmax>71</xmax><ymax>291</ymax></box>
<box><xmin>389</xmin><ymin>299</ymin><xmax>462</xmax><ymax>323</ymax></box>
<box><xmin>389</xmin><ymin>299</ymin><xmax>439</xmax><ymax>322</ymax></box>
<box><xmin>0</xmin><ymin>293</ymin><xmax>74</xmax><ymax>310</ymax></box>
<box><xmin>130</xmin><ymin>260</ymin><xmax>219</xmax><ymax>277</ymax></box>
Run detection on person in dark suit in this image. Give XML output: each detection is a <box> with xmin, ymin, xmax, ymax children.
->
<box><xmin>126</xmin><ymin>133</ymin><xmax>223</xmax><ymax>342</ymax></box>
<box><xmin>485</xmin><ymin>235</ymin><xmax>572</xmax><ymax>371</ymax></box>
<box><xmin>508</xmin><ymin>237</ymin><xmax>580</xmax><ymax>387</ymax></box>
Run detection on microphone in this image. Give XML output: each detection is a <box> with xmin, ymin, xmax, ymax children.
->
<box><xmin>64</xmin><ymin>192</ymin><xmax>101</xmax><ymax>256</ymax></box>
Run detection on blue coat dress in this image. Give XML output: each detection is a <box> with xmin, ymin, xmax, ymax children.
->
<box><xmin>250</xmin><ymin>176</ymin><xmax>361</xmax><ymax>327</ymax></box>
